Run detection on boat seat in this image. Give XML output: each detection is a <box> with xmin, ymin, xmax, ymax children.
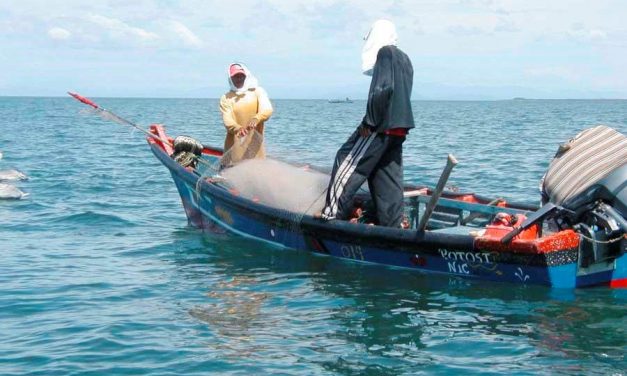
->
<box><xmin>427</xmin><ymin>205</ymin><xmax>463</xmax><ymax>229</ymax></box>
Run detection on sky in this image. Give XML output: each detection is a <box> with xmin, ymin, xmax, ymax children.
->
<box><xmin>1</xmin><ymin>0</ymin><xmax>626</xmax><ymax>99</ymax></box>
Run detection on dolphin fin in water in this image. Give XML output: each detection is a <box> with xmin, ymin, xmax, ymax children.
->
<box><xmin>0</xmin><ymin>169</ymin><xmax>28</xmax><ymax>181</ymax></box>
<box><xmin>0</xmin><ymin>183</ymin><xmax>28</xmax><ymax>200</ymax></box>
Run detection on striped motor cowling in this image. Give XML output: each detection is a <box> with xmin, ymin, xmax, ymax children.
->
<box><xmin>542</xmin><ymin>125</ymin><xmax>627</xmax><ymax>206</ymax></box>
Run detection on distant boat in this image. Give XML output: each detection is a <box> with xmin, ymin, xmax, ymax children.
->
<box><xmin>328</xmin><ymin>97</ymin><xmax>353</xmax><ymax>103</ymax></box>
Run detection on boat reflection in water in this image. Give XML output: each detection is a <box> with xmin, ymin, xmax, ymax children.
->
<box><xmin>168</xmin><ymin>232</ymin><xmax>626</xmax><ymax>374</ymax></box>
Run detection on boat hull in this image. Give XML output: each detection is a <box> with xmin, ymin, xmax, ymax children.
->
<box><xmin>149</xmin><ymin>131</ymin><xmax>626</xmax><ymax>289</ymax></box>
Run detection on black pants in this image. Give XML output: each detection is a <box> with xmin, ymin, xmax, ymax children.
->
<box><xmin>322</xmin><ymin>130</ymin><xmax>405</xmax><ymax>227</ymax></box>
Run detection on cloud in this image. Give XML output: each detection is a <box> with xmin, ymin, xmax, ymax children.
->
<box><xmin>447</xmin><ymin>24</ymin><xmax>486</xmax><ymax>36</ymax></box>
<box><xmin>167</xmin><ymin>20</ymin><xmax>203</xmax><ymax>48</ymax></box>
<box><xmin>1</xmin><ymin>0</ymin><xmax>626</xmax><ymax>98</ymax></box>
<box><xmin>47</xmin><ymin>27</ymin><xmax>71</xmax><ymax>40</ymax></box>
<box><xmin>524</xmin><ymin>66</ymin><xmax>580</xmax><ymax>82</ymax></box>
<box><xmin>567</xmin><ymin>22</ymin><xmax>607</xmax><ymax>41</ymax></box>
<box><xmin>0</xmin><ymin>18</ymin><xmax>34</xmax><ymax>34</ymax></box>
<box><xmin>87</xmin><ymin>14</ymin><xmax>159</xmax><ymax>43</ymax></box>
<box><xmin>494</xmin><ymin>19</ymin><xmax>519</xmax><ymax>32</ymax></box>
<box><xmin>445</xmin><ymin>14</ymin><xmax>519</xmax><ymax>36</ymax></box>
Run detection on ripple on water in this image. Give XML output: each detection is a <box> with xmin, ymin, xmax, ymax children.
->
<box><xmin>1</xmin><ymin>98</ymin><xmax>626</xmax><ymax>375</ymax></box>
<box><xmin>50</xmin><ymin>210</ymin><xmax>136</xmax><ymax>227</ymax></box>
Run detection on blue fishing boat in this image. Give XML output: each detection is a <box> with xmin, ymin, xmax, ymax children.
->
<box><xmin>147</xmin><ymin>124</ymin><xmax>627</xmax><ymax>289</ymax></box>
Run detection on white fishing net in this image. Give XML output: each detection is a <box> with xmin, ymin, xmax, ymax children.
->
<box><xmin>80</xmin><ymin>108</ymin><xmax>128</xmax><ymax>126</ymax></box>
<box><xmin>192</xmin><ymin>129</ymin><xmax>328</xmax><ymax>220</ymax></box>
<box><xmin>220</xmin><ymin>158</ymin><xmax>329</xmax><ymax>215</ymax></box>
<box><xmin>218</xmin><ymin>129</ymin><xmax>266</xmax><ymax>169</ymax></box>
<box><xmin>194</xmin><ymin>129</ymin><xmax>266</xmax><ymax>179</ymax></box>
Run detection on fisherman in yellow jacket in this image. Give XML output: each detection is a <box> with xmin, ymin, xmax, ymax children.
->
<box><xmin>219</xmin><ymin>63</ymin><xmax>273</xmax><ymax>166</ymax></box>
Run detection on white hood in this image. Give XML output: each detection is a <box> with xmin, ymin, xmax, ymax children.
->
<box><xmin>361</xmin><ymin>19</ymin><xmax>398</xmax><ymax>76</ymax></box>
<box><xmin>227</xmin><ymin>62</ymin><xmax>259</xmax><ymax>94</ymax></box>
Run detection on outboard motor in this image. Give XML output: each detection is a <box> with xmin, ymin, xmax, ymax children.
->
<box><xmin>541</xmin><ymin>126</ymin><xmax>627</xmax><ymax>266</ymax></box>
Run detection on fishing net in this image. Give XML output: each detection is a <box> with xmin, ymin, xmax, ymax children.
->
<box><xmin>80</xmin><ymin>108</ymin><xmax>129</xmax><ymax>126</ymax></box>
<box><xmin>219</xmin><ymin>129</ymin><xmax>266</xmax><ymax>169</ymax></box>
<box><xmin>220</xmin><ymin>159</ymin><xmax>329</xmax><ymax>215</ymax></box>
<box><xmin>169</xmin><ymin>129</ymin><xmax>401</xmax><ymax>232</ymax></box>
<box><xmin>220</xmin><ymin>157</ymin><xmax>330</xmax><ymax>246</ymax></box>
<box><xmin>172</xmin><ymin>129</ymin><xmax>331</xmax><ymax>244</ymax></box>
<box><xmin>218</xmin><ymin>129</ymin><xmax>329</xmax><ymax>219</ymax></box>
<box><xmin>188</xmin><ymin>129</ymin><xmax>267</xmax><ymax>181</ymax></box>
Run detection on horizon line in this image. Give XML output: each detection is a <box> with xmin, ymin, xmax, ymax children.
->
<box><xmin>1</xmin><ymin>95</ymin><xmax>626</xmax><ymax>101</ymax></box>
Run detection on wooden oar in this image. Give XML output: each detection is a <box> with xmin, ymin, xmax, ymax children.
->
<box><xmin>417</xmin><ymin>154</ymin><xmax>458</xmax><ymax>232</ymax></box>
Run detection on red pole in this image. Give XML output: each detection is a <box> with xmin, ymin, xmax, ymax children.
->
<box><xmin>68</xmin><ymin>92</ymin><xmax>100</xmax><ymax>109</ymax></box>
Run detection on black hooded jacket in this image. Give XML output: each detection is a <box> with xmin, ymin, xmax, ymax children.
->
<box><xmin>360</xmin><ymin>45</ymin><xmax>414</xmax><ymax>132</ymax></box>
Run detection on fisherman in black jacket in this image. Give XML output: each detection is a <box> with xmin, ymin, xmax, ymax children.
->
<box><xmin>319</xmin><ymin>19</ymin><xmax>414</xmax><ymax>227</ymax></box>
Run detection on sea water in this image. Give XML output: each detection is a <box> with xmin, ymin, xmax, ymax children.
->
<box><xmin>0</xmin><ymin>97</ymin><xmax>625</xmax><ymax>375</ymax></box>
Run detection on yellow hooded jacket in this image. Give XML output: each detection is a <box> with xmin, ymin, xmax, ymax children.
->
<box><xmin>219</xmin><ymin>63</ymin><xmax>273</xmax><ymax>165</ymax></box>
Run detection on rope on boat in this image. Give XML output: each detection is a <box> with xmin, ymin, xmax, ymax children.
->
<box><xmin>300</xmin><ymin>187</ymin><xmax>328</xmax><ymax>223</ymax></box>
<box><xmin>578</xmin><ymin>232</ymin><xmax>626</xmax><ymax>244</ymax></box>
<box><xmin>172</xmin><ymin>135</ymin><xmax>204</xmax><ymax>168</ymax></box>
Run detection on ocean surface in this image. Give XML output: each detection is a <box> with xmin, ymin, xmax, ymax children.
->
<box><xmin>0</xmin><ymin>97</ymin><xmax>626</xmax><ymax>375</ymax></box>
